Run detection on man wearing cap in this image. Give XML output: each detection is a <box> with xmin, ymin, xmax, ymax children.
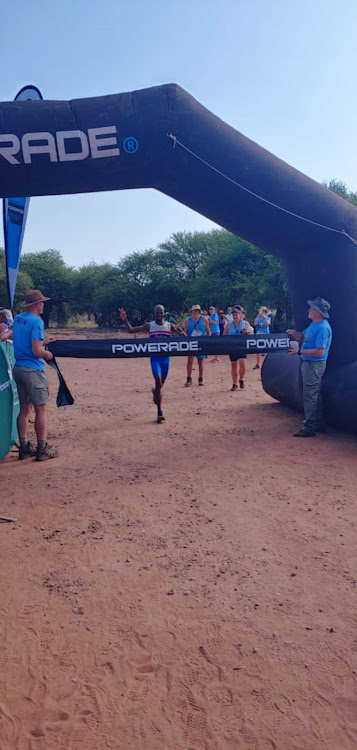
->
<box><xmin>288</xmin><ymin>297</ymin><xmax>332</xmax><ymax>437</ymax></box>
<box><xmin>184</xmin><ymin>305</ymin><xmax>211</xmax><ymax>386</ymax></box>
<box><xmin>12</xmin><ymin>290</ymin><xmax>59</xmax><ymax>460</ymax></box>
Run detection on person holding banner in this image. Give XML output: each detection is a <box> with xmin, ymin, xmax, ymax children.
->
<box><xmin>288</xmin><ymin>297</ymin><xmax>332</xmax><ymax>437</ymax></box>
<box><xmin>119</xmin><ymin>305</ymin><xmax>184</xmax><ymax>423</ymax></box>
<box><xmin>12</xmin><ymin>290</ymin><xmax>59</xmax><ymax>461</ymax></box>
<box><xmin>224</xmin><ymin>305</ymin><xmax>251</xmax><ymax>391</ymax></box>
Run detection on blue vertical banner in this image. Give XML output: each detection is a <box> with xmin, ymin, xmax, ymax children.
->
<box><xmin>3</xmin><ymin>85</ymin><xmax>43</xmax><ymax>308</ymax></box>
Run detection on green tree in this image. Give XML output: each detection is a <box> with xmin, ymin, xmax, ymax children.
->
<box><xmin>71</xmin><ymin>262</ymin><xmax>116</xmax><ymax>321</ymax></box>
<box><xmin>92</xmin><ymin>268</ymin><xmax>140</xmax><ymax>327</ymax></box>
<box><xmin>118</xmin><ymin>249</ymin><xmax>186</xmax><ymax>319</ymax></box>
<box><xmin>158</xmin><ymin>231</ymin><xmax>211</xmax><ymax>280</ymax></box>
<box><xmin>20</xmin><ymin>249</ymin><xmax>74</xmax><ymax>326</ymax></box>
<box><xmin>322</xmin><ymin>179</ymin><xmax>357</xmax><ymax>207</ymax></box>
<box><xmin>0</xmin><ymin>248</ymin><xmax>33</xmax><ymax>311</ymax></box>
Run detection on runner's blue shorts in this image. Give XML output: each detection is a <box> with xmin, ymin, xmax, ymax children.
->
<box><xmin>150</xmin><ymin>357</ymin><xmax>170</xmax><ymax>379</ymax></box>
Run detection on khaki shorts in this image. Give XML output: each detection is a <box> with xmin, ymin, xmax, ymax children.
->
<box><xmin>13</xmin><ymin>366</ymin><xmax>49</xmax><ymax>406</ymax></box>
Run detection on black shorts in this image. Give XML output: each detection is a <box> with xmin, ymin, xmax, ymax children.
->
<box><xmin>229</xmin><ymin>353</ymin><xmax>247</xmax><ymax>362</ymax></box>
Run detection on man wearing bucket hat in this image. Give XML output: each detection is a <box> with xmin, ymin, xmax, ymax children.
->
<box><xmin>12</xmin><ymin>290</ymin><xmax>59</xmax><ymax>461</ymax></box>
<box><xmin>287</xmin><ymin>297</ymin><xmax>332</xmax><ymax>437</ymax></box>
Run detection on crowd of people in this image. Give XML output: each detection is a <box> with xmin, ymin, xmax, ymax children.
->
<box><xmin>120</xmin><ymin>302</ymin><xmax>272</xmax><ymax>421</ymax></box>
<box><xmin>0</xmin><ymin>290</ymin><xmax>332</xmax><ymax>462</ymax></box>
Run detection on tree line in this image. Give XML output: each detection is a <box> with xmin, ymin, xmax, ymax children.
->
<box><xmin>0</xmin><ymin>180</ymin><xmax>355</xmax><ymax>331</ymax></box>
<box><xmin>0</xmin><ymin>230</ymin><xmax>291</xmax><ymax>330</ymax></box>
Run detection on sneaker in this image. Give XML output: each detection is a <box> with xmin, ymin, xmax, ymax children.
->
<box><xmin>185</xmin><ymin>377</ymin><xmax>192</xmax><ymax>387</ymax></box>
<box><xmin>253</xmin><ymin>364</ymin><xmax>259</xmax><ymax>370</ymax></box>
<box><xmin>36</xmin><ymin>443</ymin><xmax>59</xmax><ymax>461</ymax></box>
<box><xmin>19</xmin><ymin>441</ymin><xmax>37</xmax><ymax>461</ymax></box>
<box><xmin>293</xmin><ymin>429</ymin><xmax>316</xmax><ymax>438</ymax></box>
<box><xmin>198</xmin><ymin>377</ymin><xmax>204</xmax><ymax>386</ymax></box>
<box><xmin>239</xmin><ymin>379</ymin><xmax>245</xmax><ymax>389</ymax></box>
<box><xmin>231</xmin><ymin>383</ymin><xmax>238</xmax><ymax>391</ymax></box>
<box><xmin>157</xmin><ymin>411</ymin><xmax>165</xmax><ymax>423</ymax></box>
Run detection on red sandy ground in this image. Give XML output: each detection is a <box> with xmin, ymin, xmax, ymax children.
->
<box><xmin>0</xmin><ymin>332</ymin><xmax>356</xmax><ymax>750</ymax></box>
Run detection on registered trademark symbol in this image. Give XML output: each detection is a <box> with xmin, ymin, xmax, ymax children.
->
<box><xmin>123</xmin><ymin>137</ymin><xmax>139</xmax><ymax>154</ymax></box>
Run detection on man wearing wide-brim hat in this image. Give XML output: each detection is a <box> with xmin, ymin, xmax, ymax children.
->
<box><xmin>12</xmin><ymin>290</ymin><xmax>59</xmax><ymax>461</ymax></box>
<box><xmin>287</xmin><ymin>297</ymin><xmax>332</xmax><ymax>437</ymax></box>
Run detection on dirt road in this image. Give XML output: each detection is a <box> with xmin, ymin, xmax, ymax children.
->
<box><xmin>0</xmin><ymin>342</ymin><xmax>356</xmax><ymax>749</ymax></box>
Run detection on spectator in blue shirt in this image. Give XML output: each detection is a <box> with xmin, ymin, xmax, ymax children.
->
<box><xmin>208</xmin><ymin>305</ymin><xmax>221</xmax><ymax>363</ymax></box>
<box><xmin>288</xmin><ymin>297</ymin><xmax>332</xmax><ymax>437</ymax></box>
<box><xmin>12</xmin><ymin>289</ymin><xmax>59</xmax><ymax>461</ymax></box>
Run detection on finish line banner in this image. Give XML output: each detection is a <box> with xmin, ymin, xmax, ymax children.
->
<box><xmin>49</xmin><ymin>334</ymin><xmax>290</xmax><ymax>359</ymax></box>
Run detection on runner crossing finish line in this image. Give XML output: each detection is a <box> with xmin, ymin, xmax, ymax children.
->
<box><xmin>49</xmin><ymin>334</ymin><xmax>289</xmax><ymax>359</ymax></box>
<box><xmin>118</xmin><ymin>305</ymin><xmax>184</xmax><ymax>423</ymax></box>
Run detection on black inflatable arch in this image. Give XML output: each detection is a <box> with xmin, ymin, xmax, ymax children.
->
<box><xmin>1</xmin><ymin>84</ymin><xmax>357</xmax><ymax>431</ymax></box>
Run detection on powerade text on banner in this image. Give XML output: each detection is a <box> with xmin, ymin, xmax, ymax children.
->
<box><xmin>49</xmin><ymin>334</ymin><xmax>290</xmax><ymax>359</ymax></box>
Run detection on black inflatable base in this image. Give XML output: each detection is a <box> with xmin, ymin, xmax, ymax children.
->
<box><xmin>262</xmin><ymin>354</ymin><xmax>357</xmax><ymax>434</ymax></box>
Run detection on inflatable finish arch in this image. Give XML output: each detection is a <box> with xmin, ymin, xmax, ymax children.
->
<box><xmin>1</xmin><ymin>84</ymin><xmax>357</xmax><ymax>431</ymax></box>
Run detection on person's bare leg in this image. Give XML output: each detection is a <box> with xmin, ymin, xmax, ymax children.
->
<box><xmin>153</xmin><ymin>375</ymin><xmax>163</xmax><ymax>408</ymax></box>
<box><xmin>33</xmin><ymin>404</ymin><xmax>59</xmax><ymax>461</ymax></box>
<box><xmin>254</xmin><ymin>353</ymin><xmax>261</xmax><ymax>369</ymax></box>
<box><xmin>153</xmin><ymin>376</ymin><xmax>166</xmax><ymax>421</ymax></box>
<box><xmin>185</xmin><ymin>356</ymin><xmax>194</xmax><ymax>385</ymax></box>
<box><xmin>34</xmin><ymin>404</ymin><xmax>46</xmax><ymax>443</ymax></box>
<box><xmin>17</xmin><ymin>402</ymin><xmax>32</xmax><ymax>440</ymax></box>
<box><xmin>198</xmin><ymin>359</ymin><xmax>204</xmax><ymax>384</ymax></box>
<box><xmin>231</xmin><ymin>361</ymin><xmax>238</xmax><ymax>390</ymax></box>
<box><xmin>187</xmin><ymin>356</ymin><xmax>194</xmax><ymax>377</ymax></box>
<box><xmin>239</xmin><ymin>359</ymin><xmax>246</xmax><ymax>388</ymax></box>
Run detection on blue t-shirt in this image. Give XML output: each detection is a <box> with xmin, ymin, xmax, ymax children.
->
<box><xmin>187</xmin><ymin>316</ymin><xmax>207</xmax><ymax>336</ymax></box>
<box><xmin>301</xmin><ymin>320</ymin><xmax>332</xmax><ymax>362</ymax></box>
<box><xmin>13</xmin><ymin>312</ymin><xmax>45</xmax><ymax>370</ymax></box>
<box><xmin>256</xmin><ymin>315</ymin><xmax>271</xmax><ymax>334</ymax></box>
<box><xmin>228</xmin><ymin>320</ymin><xmax>246</xmax><ymax>335</ymax></box>
<box><xmin>209</xmin><ymin>312</ymin><xmax>220</xmax><ymax>334</ymax></box>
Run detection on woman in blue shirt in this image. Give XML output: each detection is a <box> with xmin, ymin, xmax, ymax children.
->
<box><xmin>253</xmin><ymin>306</ymin><xmax>271</xmax><ymax>369</ymax></box>
<box><xmin>184</xmin><ymin>304</ymin><xmax>211</xmax><ymax>386</ymax></box>
<box><xmin>223</xmin><ymin>305</ymin><xmax>251</xmax><ymax>390</ymax></box>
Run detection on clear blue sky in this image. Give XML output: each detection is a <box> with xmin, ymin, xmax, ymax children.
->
<box><xmin>1</xmin><ymin>0</ymin><xmax>356</xmax><ymax>267</ymax></box>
